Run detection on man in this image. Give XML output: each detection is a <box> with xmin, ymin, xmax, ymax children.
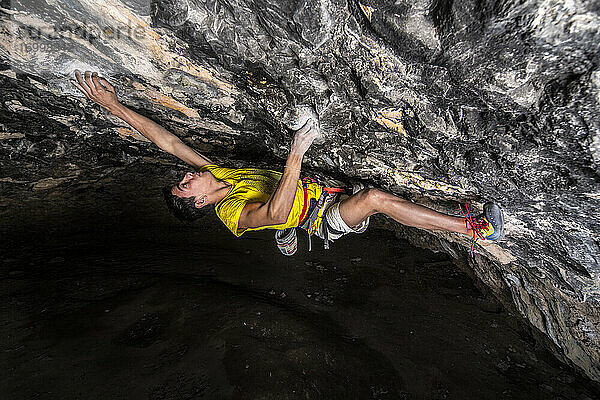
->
<box><xmin>71</xmin><ymin>70</ymin><xmax>504</xmax><ymax>254</ymax></box>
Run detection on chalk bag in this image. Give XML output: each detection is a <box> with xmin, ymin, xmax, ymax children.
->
<box><xmin>275</xmin><ymin>227</ymin><xmax>297</xmax><ymax>256</ymax></box>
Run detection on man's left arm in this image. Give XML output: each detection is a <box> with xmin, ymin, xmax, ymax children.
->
<box><xmin>237</xmin><ymin>120</ymin><xmax>319</xmax><ymax>229</ymax></box>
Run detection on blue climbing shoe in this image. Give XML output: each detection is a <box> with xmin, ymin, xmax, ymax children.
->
<box><xmin>460</xmin><ymin>202</ymin><xmax>505</xmax><ymax>254</ymax></box>
<box><xmin>480</xmin><ymin>202</ymin><xmax>504</xmax><ymax>241</ymax></box>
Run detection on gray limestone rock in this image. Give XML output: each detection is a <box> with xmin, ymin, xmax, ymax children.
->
<box><xmin>1</xmin><ymin>0</ymin><xmax>599</xmax><ymax>383</ymax></box>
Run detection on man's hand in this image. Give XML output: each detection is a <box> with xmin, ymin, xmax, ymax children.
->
<box><xmin>238</xmin><ymin>118</ymin><xmax>321</xmax><ymax>231</ymax></box>
<box><xmin>70</xmin><ymin>69</ymin><xmax>213</xmax><ymax>168</ymax></box>
<box><xmin>71</xmin><ymin>70</ymin><xmax>120</xmax><ymax>113</ymax></box>
<box><xmin>290</xmin><ymin>119</ymin><xmax>321</xmax><ymax>156</ymax></box>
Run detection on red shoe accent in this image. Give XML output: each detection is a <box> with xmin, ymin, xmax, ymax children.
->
<box><xmin>459</xmin><ymin>203</ymin><xmax>490</xmax><ymax>256</ymax></box>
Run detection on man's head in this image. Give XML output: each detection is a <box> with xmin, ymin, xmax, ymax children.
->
<box><xmin>162</xmin><ymin>171</ymin><xmax>213</xmax><ymax>221</ymax></box>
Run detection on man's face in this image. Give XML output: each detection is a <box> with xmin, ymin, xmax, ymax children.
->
<box><xmin>171</xmin><ymin>171</ymin><xmax>211</xmax><ymax>203</ymax></box>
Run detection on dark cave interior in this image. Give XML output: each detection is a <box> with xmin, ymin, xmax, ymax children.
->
<box><xmin>2</xmin><ymin>0</ymin><xmax>600</xmax><ymax>398</ymax></box>
<box><xmin>2</xmin><ymin>167</ymin><xmax>599</xmax><ymax>399</ymax></box>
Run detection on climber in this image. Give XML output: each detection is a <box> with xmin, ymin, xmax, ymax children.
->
<box><xmin>70</xmin><ymin>70</ymin><xmax>504</xmax><ymax>255</ymax></box>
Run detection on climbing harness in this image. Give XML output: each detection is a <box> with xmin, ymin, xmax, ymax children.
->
<box><xmin>275</xmin><ymin>177</ymin><xmax>345</xmax><ymax>256</ymax></box>
<box><xmin>299</xmin><ymin>181</ymin><xmax>345</xmax><ymax>251</ymax></box>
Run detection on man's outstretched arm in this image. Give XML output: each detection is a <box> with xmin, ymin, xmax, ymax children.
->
<box><xmin>237</xmin><ymin>120</ymin><xmax>320</xmax><ymax>229</ymax></box>
<box><xmin>71</xmin><ymin>70</ymin><xmax>212</xmax><ymax>169</ymax></box>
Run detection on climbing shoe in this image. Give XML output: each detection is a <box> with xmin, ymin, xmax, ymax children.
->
<box><xmin>460</xmin><ymin>202</ymin><xmax>504</xmax><ymax>254</ymax></box>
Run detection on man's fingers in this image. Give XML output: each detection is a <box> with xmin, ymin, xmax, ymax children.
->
<box><xmin>70</xmin><ymin>79</ymin><xmax>92</xmax><ymax>100</ymax></box>
<box><xmin>295</xmin><ymin>119</ymin><xmax>314</xmax><ymax>136</ymax></box>
<box><xmin>84</xmin><ymin>70</ymin><xmax>98</xmax><ymax>93</ymax></box>
<box><xmin>306</xmin><ymin>131</ymin><xmax>320</xmax><ymax>144</ymax></box>
<box><xmin>98</xmin><ymin>77</ymin><xmax>115</xmax><ymax>92</ymax></box>
<box><xmin>74</xmin><ymin>70</ymin><xmax>92</xmax><ymax>97</ymax></box>
<box><xmin>91</xmin><ymin>72</ymin><xmax>104</xmax><ymax>92</ymax></box>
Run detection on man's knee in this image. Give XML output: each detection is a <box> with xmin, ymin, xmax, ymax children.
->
<box><xmin>357</xmin><ymin>188</ymin><xmax>385</xmax><ymax>212</ymax></box>
<box><xmin>359</xmin><ymin>188</ymin><xmax>406</xmax><ymax>213</ymax></box>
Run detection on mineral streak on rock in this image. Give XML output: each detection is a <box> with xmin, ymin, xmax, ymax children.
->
<box><xmin>358</xmin><ymin>3</ymin><xmax>374</xmax><ymax>23</ymax></box>
<box><xmin>1</xmin><ymin>0</ymin><xmax>600</xmax><ymax>383</ymax></box>
<box><xmin>134</xmin><ymin>82</ymin><xmax>202</xmax><ymax>118</ymax></box>
<box><xmin>373</xmin><ymin>107</ymin><xmax>408</xmax><ymax>135</ymax></box>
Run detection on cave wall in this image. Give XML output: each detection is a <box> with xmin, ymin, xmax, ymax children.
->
<box><xmin>1</xmin><ymin>0</ymin><xmax>599</xmax><ymax>382</ymax></box>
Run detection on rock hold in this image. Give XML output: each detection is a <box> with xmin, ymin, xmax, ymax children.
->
<box><xmin>281</xmin><ymin>105</ymin><xmax>320</xmax><ymax>132</ymax></box>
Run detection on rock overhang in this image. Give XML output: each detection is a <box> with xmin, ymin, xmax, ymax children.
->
<box><xmin>1</xmin><ymin>0</ymin><xmax>599</xmax><ymax>382</ymax></box>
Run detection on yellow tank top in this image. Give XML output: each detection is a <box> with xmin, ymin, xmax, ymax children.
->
<box><xmin>200</xmin><ymin>164</ymin><xmax>323</xmax><ymax>237</ymax></box>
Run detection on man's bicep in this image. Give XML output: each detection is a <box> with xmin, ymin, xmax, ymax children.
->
<box><xmin>238</xmin><ymin>202</ymin><xmax>274</xmax><ymax>229</ymax></box>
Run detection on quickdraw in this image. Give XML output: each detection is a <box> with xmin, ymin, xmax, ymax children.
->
<box><xmin>276</xmin><ymin>177</ymin><xmax>345</xmax><ymax>256</ymax></box>
<box><xmin>298</xmin><ymin>178</ymin><xmax>345</xmax><ymax>251</ymax></box>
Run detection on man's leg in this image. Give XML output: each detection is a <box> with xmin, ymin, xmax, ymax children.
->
<box><xmin>337</xmin><ymin>188</ymin><xmax>469</xmax><ymax>235</ymax></box>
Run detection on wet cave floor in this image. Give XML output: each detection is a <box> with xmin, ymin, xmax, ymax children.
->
<box><xmin>2</xmin><ymin>172</ymin><xmax>600</xmax><ymax>400</ymax></box>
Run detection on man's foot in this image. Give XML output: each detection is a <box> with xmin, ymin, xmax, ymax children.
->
<box><xmin>460</xmin><ymin>202</ymin><xmax>504</xmax><ymax>254</ymax></box>
<box><xmin>462</xmin><ymin>202</ymin><xmax>504</xmax><ymax>241</ymax></box>
<box><xmin>480</xmin><ymin>202</ymin><xmax>504</xmax><ymax>241</ymax></box>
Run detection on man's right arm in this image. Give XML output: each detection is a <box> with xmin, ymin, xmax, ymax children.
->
<box><xmin>71</xmin><ymin>70</ymin><xmax>212</xmax><ymax>169</ymax></box>
<box><xmin>109</xmin><ymin>103</ymin><xmax>213</xmax><ymax>168</ymax></box>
